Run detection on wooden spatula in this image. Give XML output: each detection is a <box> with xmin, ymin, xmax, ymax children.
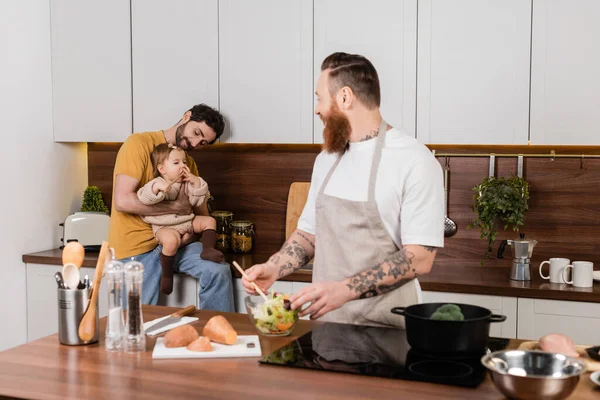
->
<box><xmin>78</xmin><ymin>241</ymin><xmax>109</xmax><ymax>342</ymax></box>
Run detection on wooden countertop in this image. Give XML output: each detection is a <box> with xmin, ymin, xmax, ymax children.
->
<box><xmin>0</xmin><ymin>305</ymin><xmax>597</xmax><ymax>399</ymax></box>
<box><xmin>23</xmin><ymin>249</ymin><xmax>600</xmax><ymax>303</ymax></box>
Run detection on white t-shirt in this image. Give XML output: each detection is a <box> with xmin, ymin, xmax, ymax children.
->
<box><xmin>297</xmin><ymin>127</ymin><xmax>445</xmax><ymax>249</ymax></box>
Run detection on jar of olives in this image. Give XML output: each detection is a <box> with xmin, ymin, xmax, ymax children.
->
<box><xmin>231</xmin><ymin>220</ymin><xmax>254</xmax><ymax>254</ymax></box>
<box><xmin>211</xmin><ymin>211</ymin><xmax>233</xmax><ymax>252</ymax></box>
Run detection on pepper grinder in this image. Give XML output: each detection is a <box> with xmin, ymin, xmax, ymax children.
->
<box><xmin>124</xmin><ymin>260</ymin><xmax>145</xmax><ymax>352</ymax></box>
<box><xmin>105</xmin><ymin>258</ymin><xmax>124</xmax><ymax>351</ymax></box>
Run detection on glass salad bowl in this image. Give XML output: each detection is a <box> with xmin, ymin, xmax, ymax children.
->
<box><xmin>245</xmin><ymin>293</ymin><xmax>299</xmax><ymax>336</ymax></box>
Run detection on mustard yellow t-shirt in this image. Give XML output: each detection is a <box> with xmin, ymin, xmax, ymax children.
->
<box><xmin>108</xmin><ymin>131</ymin><xmax>199</xmax><ymax>259</ymax></box>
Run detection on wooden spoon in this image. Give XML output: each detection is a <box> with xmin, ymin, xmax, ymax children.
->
<box><xmin>78</xmin><ymin>241</ymin><xmax>109</xmax><ymax>342</ymax></box>
<box><xmin>232</xmin><ymin>261</ymin><xmax>269</xmax><ymax>302</ymax></box>
<box><xmin>164</xmin><ymin>171</ymin><xmax>185</xmax><ymax>193</ymax></box>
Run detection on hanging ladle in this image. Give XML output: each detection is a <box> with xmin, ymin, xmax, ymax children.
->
<box><xmin>443</xmin><ymin>156</ymin><xmax>457</xmax><ymax>237</ymax></box>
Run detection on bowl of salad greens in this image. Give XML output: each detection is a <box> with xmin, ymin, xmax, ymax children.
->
<box><xmin>245</xmin><ymin>293</ymin><xmax>299</xmax><ymax>336</ymax></box>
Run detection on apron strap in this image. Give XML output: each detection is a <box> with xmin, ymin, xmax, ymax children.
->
<box><xmin>318</xmin><ymin>153</ymin><xmax>343</xmax><ymax>198</ymax></box>
<box><xmin>367</xmin><ymin>120</ymin><xmax>388</xmax><ymax>203</ymax></box>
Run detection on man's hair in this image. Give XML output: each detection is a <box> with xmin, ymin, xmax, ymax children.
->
<box><xmin>321</xmin><ymin>52</ymin><xmax>381</xmax><ymax>109</ymax></box>
<box><xmin>150</xmin><ymin>143</ymin><xmax>185</xmax><ymax>178</ymax></box>
<box><xmin>187</xmin><ymin>104</ymin><xmax>225</xmax><ymax>144</ymax></box>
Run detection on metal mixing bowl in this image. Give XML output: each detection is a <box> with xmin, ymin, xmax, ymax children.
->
<box><xmin>481</xmin><ymin>350</ymin><xmax>586</xmax><ymax>400</ymax></box>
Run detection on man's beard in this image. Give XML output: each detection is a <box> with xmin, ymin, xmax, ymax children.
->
<box><xmin>175</xmin><ymin>122</ymin><xmax>192</xmax><ymax>150</ymax></box>
<box><xmin>321</xmin><ymin>104</ymin><xmax>350</xmax><ymax>154</ymax></box>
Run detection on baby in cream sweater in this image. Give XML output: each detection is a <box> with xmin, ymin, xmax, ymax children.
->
<box><xmin>137</xmin><ymin>143</ymin><xmax>223</xmax><ymax>295</ymax></box>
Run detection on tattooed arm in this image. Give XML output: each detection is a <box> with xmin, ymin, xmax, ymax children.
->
<box><xmin>290</xmin><ymin>244</ymin><xmax>438</xmax><ymax>319</ymax></box>
<box><xmin>241</xmin><ymin>229</ymin><xmax>315</xmax><ymax>294</ymax></box>
<box><xmin>344</xmin><ymin>244</ymin><xmax>438</xmax><ymax>300</ymax></box>
<box><xmin>268</xmin><ymin>229</ymin><xmax>315</xmax><ymax>278</ymax></box>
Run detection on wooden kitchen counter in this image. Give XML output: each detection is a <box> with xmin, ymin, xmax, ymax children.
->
<box><xmin>23</xmin><ymin>249</ymin><xmax>600</xmax><ymax>303</ymax></box>
<box><xmin>0</xmin><ymin>305</ymin><xmax>597</xmax><ymax>400</ymax></box>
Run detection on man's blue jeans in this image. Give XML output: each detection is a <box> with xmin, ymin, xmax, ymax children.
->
<box><xmin>124</xmin><ymin>242</ymin><xmax>235</xmax><ymax>312</ymax></box>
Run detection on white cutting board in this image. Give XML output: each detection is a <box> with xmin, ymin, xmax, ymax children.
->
<box><xmin>152</xmin><ymin>335</ymin><xmax>262</xmax><ymax>359</ymax></box>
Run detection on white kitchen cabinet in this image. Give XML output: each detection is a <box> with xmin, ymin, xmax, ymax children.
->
<box><xmin>421</xmin><ymin>291</ymin><xmax>517</xmax><ymax>339</ymax></box>
<box><xmin>517</xmin><ymin>298</ymin><xmax>600</xmax><ymax>345</ymax></box>
<box><xmin>157</xmin><ymin>273</ymin><xmax>199</xmax><ymax>309</ymax></box>
<box><xmin>218</xmin><ymin>0</ymin><xmax>313</xmax><ymax>143</ymax></box>
<box><xmin>26</xmin><ymin>263</ymin><xmax>108</xmax><ymax>342</ymax></box>
<box><xmin>416</xmin><ymin>0</ymin><xmax>531</xmax><ymax>144</ymax></box>
<box><xmin>50</xmin><ymin>0</ymin><xmax>131</xmax><ymax>142</ymax></box>
<box><xmin>530</xmin><ymin>0</ymin><xmax>600</xmax><ymax>144</ymax></box>
<box><xmin>313</xmin><ymin>0</ymin><xmax>417</xmax><ymax>142</ymax></box>
<box><xmin>131</xmin><ymin>0</ymin><xmax>219</xmax><ymax>134</ymax></box>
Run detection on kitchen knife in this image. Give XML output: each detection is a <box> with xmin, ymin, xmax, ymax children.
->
<box><xmin>145</xmin><ymin>305</ymin><xmax>196</xmax><ymax>335</ymax></box>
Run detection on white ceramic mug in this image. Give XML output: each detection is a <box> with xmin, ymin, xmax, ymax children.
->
<box><xmin>562</xmin><ymin>261</ymin><xmax>594</xmax><ymax>288</ymax></box>
<box><xmin>539</xmin><ymin>258</ymin><xmax>571</xmax><ymax>284</ymax></box>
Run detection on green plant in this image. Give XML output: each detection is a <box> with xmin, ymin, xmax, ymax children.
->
<box><xmin>81</xmin><ymin>186</ymin><xmax>109</xmax><ymax>214</ymax></box>
<box><xmin>468</xmin><ymin>175</ymin><xmax>530</xmax><ymax>265</ymax></box>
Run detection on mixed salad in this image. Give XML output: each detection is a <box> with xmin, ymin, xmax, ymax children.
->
<box><xmin>250</xmin><ymin>292</ymin><xmax>299</xmax><ymax>334</ymax></box>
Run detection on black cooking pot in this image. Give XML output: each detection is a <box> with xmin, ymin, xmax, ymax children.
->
<box><xmin>391</xmin><ymin>303</ymin><xmax>506</xmax><ymax>354</ymax></box>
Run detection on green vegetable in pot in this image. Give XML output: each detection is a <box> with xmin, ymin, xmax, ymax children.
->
<box><xmin>430</xmin><ymin>304</ymin><xmax>464</xmax><ymax>321</ymax></box>
<box><xmin>436</xmin><ymin>304</ymin><xmax>461</xmax><ymax>314</ymax></box>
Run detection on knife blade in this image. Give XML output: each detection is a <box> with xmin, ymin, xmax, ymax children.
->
<box><xmin>145</xmin><ymin>305</ymin><xmax>196</xmax><ymax>335</ymax></box>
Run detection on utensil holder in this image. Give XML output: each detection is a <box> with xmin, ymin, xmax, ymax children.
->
<box><xmin>57</xmin><ymin>288</ymin><xmax>98</xmax><ymax>345</ymax></box>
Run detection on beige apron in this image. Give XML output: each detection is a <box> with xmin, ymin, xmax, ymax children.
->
<box><xmin>313</xmin><ymin>120</ymin><xmax>419</xmax><ymax>328</ymax></box>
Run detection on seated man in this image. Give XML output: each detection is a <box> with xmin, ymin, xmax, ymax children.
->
<box><xmin>109</xmin><ymin>104</ymin><xmax>234</xmax><ymax>312</ymax></box>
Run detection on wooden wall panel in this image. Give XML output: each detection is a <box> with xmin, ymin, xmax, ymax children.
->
<box><xmin>437</xmin><ymin>155</ymin><xmax>600</xmax><ymax>267</ymax></box>
<box><xmin>88</xmin><ymin>143</ymin><xmax>600</xmax><ymax>267</ymax></box>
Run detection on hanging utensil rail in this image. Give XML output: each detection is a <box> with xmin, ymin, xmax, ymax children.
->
<box><xmin>431</xmin><ymin>151</ymin><xmax>600</xmax><ymax>159</ymax></box>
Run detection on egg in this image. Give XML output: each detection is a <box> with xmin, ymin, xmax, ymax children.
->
<box><xmin>62</xmin><ymin>242</ymin><xmax>85</xmax><ymax>268</ymax></box>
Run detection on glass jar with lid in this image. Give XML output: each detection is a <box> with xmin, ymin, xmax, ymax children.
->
<box><xmin>231</xmin><ymin>220</ymin><xmax>255</xmax><ymax>253</ymax></box>
<box><xmin>210</xmin><ymin>211</ymin><xmax>233</xmax><ymax>252</ymax></box>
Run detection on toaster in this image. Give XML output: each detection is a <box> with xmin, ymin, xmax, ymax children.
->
<box><xmin>60</xmin><ymin>212</ymin><xmax>110</xmax><ymax>251</ymax></box>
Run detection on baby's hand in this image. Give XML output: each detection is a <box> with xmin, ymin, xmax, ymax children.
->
<box><xmin>182</xmin><ymin>166</ymin><xmax>201</xmax><ymax>188</ymax></box>
<box><xmin>153</xmin><ymin>179</ymin><xmax>169</xmax><ymax>193</ymax></box>
<box><xmin>189</xmin><ymin>175</ymin><xmax>202</xmax><ymax>188</ymax></box>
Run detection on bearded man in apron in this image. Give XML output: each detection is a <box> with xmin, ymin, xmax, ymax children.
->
<box><xmin>243</xmin><ymin>52</ymin><xmax>444</xmax><ymax>328</ymax></box>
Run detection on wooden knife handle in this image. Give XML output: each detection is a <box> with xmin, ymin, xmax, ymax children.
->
<box><xmin>172</xmin><ymin>305</ymin><xmax>196</xmax><ymax>318</ymax></box>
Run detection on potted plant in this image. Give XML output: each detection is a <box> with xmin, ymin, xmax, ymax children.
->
<box><xmin>81</xmin><ymin>186</ymin><xmax>110</xmax><ymax>214</ymax></box>
<box><xmin>468</xmin><ymin>175</ymin><xmax>530</xmax><ymax>265</ymax></box>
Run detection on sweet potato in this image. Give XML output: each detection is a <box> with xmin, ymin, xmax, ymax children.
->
<box><xmin>203</xmin><ymin>315</ymin><xmax>237</xmax><ymax>345</ymax></box>
<box><xmin>163</xmin><ymin>324</ymin><xmax>199</xmax><ymax>348</ymax></box>
<box><xmin>187</xmin><ymin>337</ymin><xmax>213</xmax><ymax>352</ymax></box>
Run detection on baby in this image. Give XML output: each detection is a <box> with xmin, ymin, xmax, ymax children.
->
<box><xmin>137</xmin><ymin>143</ymin><xmax>223</xmax><ymax>295</ymax></box>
